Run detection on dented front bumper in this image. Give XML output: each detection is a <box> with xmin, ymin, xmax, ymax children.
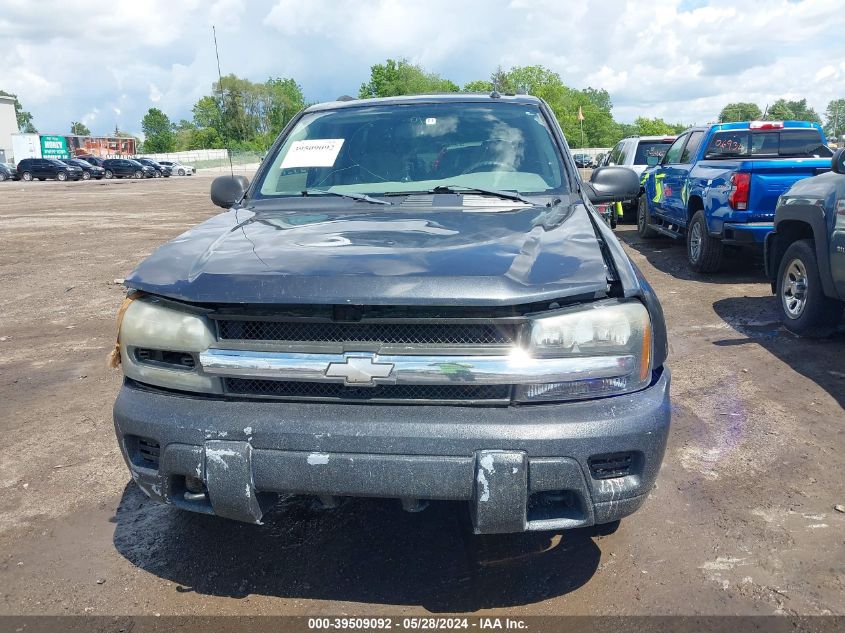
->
<box><xmin>113</xmin><ymin>370</ymin><xmax>671</xmax><ymax>534</ymax></box>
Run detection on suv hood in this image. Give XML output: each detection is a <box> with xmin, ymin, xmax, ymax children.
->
<box><xmin>125</xmin><ymin>197</ymin><xmax>612</xmax><ymax>305</ymax></box>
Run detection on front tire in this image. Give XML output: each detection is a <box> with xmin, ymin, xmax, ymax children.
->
<box><xmin>154</xmin><ymin>171</ymin><xmax>161</xmax><ymax>178</ymax></box>
<box><xmin>21</xmin><ymin>171</ymin><xmax>33</xmax><ymax>181</ymax></box>
<box><xmin>637</xmin><ymin>195</ymin><xmax>659</xmax><ymax>238</ymax></box>
<box><xmin>777</xmin><ymin>239</ymin><xmax>843</xmax><ymax>337</ymax></box>
<box><xmin>134</xmin><ymin>170</ymin><xmax>143</xmax><ymax>179</ymax></box>
<box><xmin>178</xmin><ymin>169</ymin><xmax>185</xmax><ymax>176</ymax></box>
<box><xmin>82</xmin><ymin>171</ymin><xmax>91</xmax><ymax>180</ymax></box>
<box><xmin>686</xmin><ymin>210</ymin><xmax>723</xmax><ymax>273</ymax></box>
<box><xmin>104</xmin><ymin>170</ymin><xmax>113</xmax><ymax>179</ymax></box>
<box><xmin>0</xmin><ymin>173</ymin><xmax>6</xmax><ymax>182</ymax></box>
<box><xmin>57</xmin><ymin>171</ymin><xmax>68</xmax><ymax>181</ymax></box>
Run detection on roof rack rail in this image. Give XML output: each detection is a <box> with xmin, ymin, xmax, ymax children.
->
<box><xmin>336</xmin><ymin>95</ymin><xmax>356</xmax><ymax>102</ymax></box>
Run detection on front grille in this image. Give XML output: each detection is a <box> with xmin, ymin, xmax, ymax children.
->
<box><xmin>217</xmin><ymin>320</ymin><xmax>518</xmax><ymax>346</ymax></box>
<box><xmin>589</xmin><ymin>452</ymin><xmax>634</xmax><ymax>480</ymax></box>
<box><xmin>224</xmin><ymin>378</ymin><xmax>511</xmax><ymax>404</ymax></box>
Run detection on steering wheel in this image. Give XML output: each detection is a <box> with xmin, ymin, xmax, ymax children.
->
<box><xmin>460</xmin><ymin>160</ymin><xmax>515</xmax><ymax>175</ymax></box>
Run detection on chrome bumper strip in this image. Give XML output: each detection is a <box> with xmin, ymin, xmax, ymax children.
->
<box><xmin>199</xmin><ymin>349</ymin><xmax>635</xmax><ymax>386</ymax></box>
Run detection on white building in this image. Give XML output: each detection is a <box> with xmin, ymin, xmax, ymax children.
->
<box><xmin>0</xmin><ymin>95</ymin><xmax>18</xmax><ymax>165</ymax></box>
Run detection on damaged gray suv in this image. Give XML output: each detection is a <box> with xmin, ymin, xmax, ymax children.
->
<box><xmin>112</xmin><ymin>94</ymin><xmax>671</xmax><ymax>534</ymax></box>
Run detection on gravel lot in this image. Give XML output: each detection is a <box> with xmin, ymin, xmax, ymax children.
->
<box><xmin>0</xmin><ymin>176</ymin><xmax>842</xmax><ymax>617</ymax></box>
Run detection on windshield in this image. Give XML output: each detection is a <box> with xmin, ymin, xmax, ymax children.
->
<box><xmin>257</xmin><ymin>102</ymin><xmax>566</xmax><ymax>198</ymax></box>
<box><xmin>704</xmin><ymin>129</ymin><xmax>832</xmax><ymax>159</ymax></box>
<box><xmin>634</xmin><ymin>141</ymin><xmax>673</xmax><ymax>165</ymax></box>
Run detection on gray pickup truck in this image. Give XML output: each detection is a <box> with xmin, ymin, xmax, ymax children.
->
<box><xmin>766</xmin><ymin>148</ymin><xmax>845</xmax><ymax>336</ymax></box>
<box><xmin>112</xmin><ymin>94</ymin><xmax>671</xmax><ymax>534</ymax></box>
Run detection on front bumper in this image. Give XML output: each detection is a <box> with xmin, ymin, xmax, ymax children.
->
<box><xmin>114</xmin><ymin>369</ymin><xmax>671</xmax><ymax>534</ymax></box>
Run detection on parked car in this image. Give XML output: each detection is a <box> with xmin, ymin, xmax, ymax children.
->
<box><xmin>0</xmin><ymin>163</ymin><xmax>18</xmax><ymax>181</ymax></box>
<box><xmin>572</xmin><ymin>153</ymin><xmax>593</xmax><ymax>168</ymax></box>
<box><xmin>111</xmin><ymin>94</ymin><xmax>670</xmax><ymax>535</ymax></box>
<box><xmin>765</xmin><ymin>148</ymin><xmax>845</xmax><ymax>336</ymax></box>
<box><xmin>158</xmin><ymin>160</ymin><xmax>194</xmax><ymax>176</ymax></box>
<box><xmin>136</xmin><ymin>158</ymin><xmax>172</xmax><ymax>178</ymax></box>
<box><xmin>102</xmin><ymin>159</ymin><xmax>155</xmax><ymax>179</ymax></box>
<box><xmin>60</xmin><ymin>158</ymin><xmax>105</xmax><ymax>180</ymax></box>
<box><xmin>637</xmin><ymin>121</ymin><xmax>832</xmax><ymax>272</ymax></box>
<box><xmin>605</xmin><ymin>135</ymin><xmax>676</xmax><ymax>220</ymax></box>
<box><xmin>16</xmin><ymin>158</ymin><xmax>83</xmax><ymax>182</ymax></box>
<box><xmin>79</xmin><ymin>155</ymin><xmax>106</xmax><ymax>168</ymax></box>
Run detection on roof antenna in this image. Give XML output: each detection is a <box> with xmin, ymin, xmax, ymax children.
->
<box><xmin>213</xmin><ymin>25</ymin><xmax>235</xmax><ymax>179</ymax></box>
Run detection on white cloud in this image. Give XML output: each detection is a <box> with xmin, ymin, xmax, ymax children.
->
<box><xmin>1</xmin><ymin>0</ymin><xmax>843</xmax><ymax>136</ymax></box>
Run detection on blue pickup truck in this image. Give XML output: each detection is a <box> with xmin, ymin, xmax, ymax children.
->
<box><xmin>637</xmin><ymin>121</ymin><xmax>832</xmax><ymax>272</ymax></box>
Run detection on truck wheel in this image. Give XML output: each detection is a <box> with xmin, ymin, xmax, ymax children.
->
<box><xmin>637</xmin><ymin>196</ymin><xmax>659</xmax><ymax>238</ymax></box>
<box><xmin>777</xmin><ymin>239</ymin><xmax>843</xmax><ymax>337</ymax></box>
<box><xmin>687</xmin><ymin>210</ymin><xmax>723</xmax><ymax>273</ymax></box>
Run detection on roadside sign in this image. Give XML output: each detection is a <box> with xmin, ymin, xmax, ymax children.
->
<box><xmin>40</xmin><ymin>135</ymin><xmax>70</xmax><ymax>159</ymax></box>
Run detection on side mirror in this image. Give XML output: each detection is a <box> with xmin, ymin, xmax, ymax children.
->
<box><xmin>832</xmin><ymin>148</ymin><xmax>845</xmax><ymax>175</ymax></box>
<box><xmin>646</xmin><ymin>155</ymin><xmax>660</xmax><ymax>167</ymax></box>
<box><xmin>210</xmin><ymin>175</ymin><xmax>249</xmax><ymax>208</ymax></box>
<box><xmin>584</xmin><ymin>166</ymin><xmax>640</xmax><ymax>204</ymax></box>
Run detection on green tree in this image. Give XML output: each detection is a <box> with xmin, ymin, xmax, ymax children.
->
<box><xmin>633</xmin><ymin>117</ymin><xmax>686</xmax><ymax>136</ymax></box>
<box><xmin>718</xmin><ymin>102</ymin><xmax>763</xmax><ymax>123</ymax></box>
<box><xmin>0</xmin><ymin>90</ymin><xmax>37</xmax><ymax>132</ymax></box>
<box><xmin>358</xmin><ymin>59</ymin><xmax>459</xmax><ymax>98</ymax></box>
<box><xmin>765</xmin><ymin>98</ymin><xmax>821</xmax><ymax>123</ymax></box>
<box><xmin>70</xmin><ymin>121</ymin><xmax>91</xmax><ymax>136</ymax></box>
<box><xmin>823</xmin><ymin>98</ymin><xmax>845</xmax><ymax>140</ymax></box>
<box><xmin>190</xmin><ymin>75</ymin><xmax>306</xmax><ymax>149</ymax></box>
<box><xmin>462</xmin><ymin>79</ymin><xmax>494</xmax><ymax>93</ymax></box>
<box><xmin>264</xmin><ymin>77</ymin><xmax>306</xmax><ymax>138</ymax></box>
<box><xmin>141</xmin><ymin>108</ymin><xmax>176</xmax><ymax>152</ymax></box>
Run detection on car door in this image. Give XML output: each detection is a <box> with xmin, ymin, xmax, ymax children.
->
<box><xmin>662</xmin><ymin>131</ymin><xmax>704</xmax><ymax>226</ymax></box>
<box><xmin>651</xmin><ymin>134</ymin><xmax>689</xmax><ymax>220</ymax></box>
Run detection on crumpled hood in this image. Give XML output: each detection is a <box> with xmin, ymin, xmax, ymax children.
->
<box><xmin>125</xmin><ymin>198</ymin><xmax>612</xmax><ymax>305</ymax></box>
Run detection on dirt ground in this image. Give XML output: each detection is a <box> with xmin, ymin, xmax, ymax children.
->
<box><xmin>0</xmin><ymin>176</ymin><xmax>843</xmax><ymax>617</ymax></box>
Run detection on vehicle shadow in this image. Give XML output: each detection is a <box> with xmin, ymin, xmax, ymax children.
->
<box><xmin>711</xmin><ymin>295</ymin><xmax>845</xmax><ymax>409</ymax></box>
<box><xmin>615</xmin><ymin>227</ymin><xmax>767</xmax><ymax>284</ymax></box>
<box><xmin>112</xmin><ymin>484</ymin><xmax>602</xmax><ymax>611</ymax></box>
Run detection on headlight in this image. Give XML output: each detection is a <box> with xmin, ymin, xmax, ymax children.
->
<box><xmin>119</xmin><ymin>296</ymin><xmax>221</xmax><ymax>393</ymax></box>
<box><xmin>515</xmin><ymin>299</ymin><xmax>652</xmax><ymax>402</ymax></box>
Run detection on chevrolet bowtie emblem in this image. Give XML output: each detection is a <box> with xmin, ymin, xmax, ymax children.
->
<box><xmin>325</xmin><ymin>355</ymin><xmax>394</xmax><ymax>386</ymax></box>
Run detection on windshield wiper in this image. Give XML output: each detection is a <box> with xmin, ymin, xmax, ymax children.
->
<box><xmin>301</xmin><ymin>190</ymin><xmax>392</xmax><ymax>205</ymax></box>
<box><xmin>383</xmin><ymin>185</ymin><xmax>533</xmax><ymax>205</ymax></box>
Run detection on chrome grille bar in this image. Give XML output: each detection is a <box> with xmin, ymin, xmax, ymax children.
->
<box><xmin>199</xmin><ymin>349</ymin><xmax>635</xmax><ymax>386</ymax></box>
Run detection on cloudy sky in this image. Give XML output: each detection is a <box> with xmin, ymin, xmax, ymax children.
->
<box><xmin>1</xmin><ymin>0</ymin><xmax>843</xmax><ymax>137</ymax></box>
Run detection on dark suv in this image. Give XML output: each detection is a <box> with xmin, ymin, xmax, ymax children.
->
<box><xmin>765</xmin><ymin>148</ymin><xmax>845</xmax><ymax>336</ymax></box>
<box><xmin>136</xmin><ymin>158</ymin><xmax>171</xmax><ymax>178</ymax></box>
<box><xmin>102</xmin><ymin>159</ymin><xmax>155</xmax><ymax>179</ymax></box>
<box><xmin>112</xmin><ymin>94</ymin><xmax>670</xmax><ymax>534</ymax></box>
<box><xmin>61</xmin><ymin>158</ymin><xmax>105</xmax><ymax>180</ymax></box>
<box><xmin>17</xmin><ymin>158</ymin><xmax>83</xmax><ymax>182</ymax></box>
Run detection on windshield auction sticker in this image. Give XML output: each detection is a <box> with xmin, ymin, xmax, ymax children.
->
<box><xmin>281</xmin><ymin>139</ymin><xmax>345</xmax><ymax>168</ymax></box>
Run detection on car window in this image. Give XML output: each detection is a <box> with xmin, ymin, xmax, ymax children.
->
<box><xmin>634</xmin><ymin>141</ymin><xmax>674</xmax><ymax>165</ymax></box>
<box><xmin>662</xmin><ymin>135</ymin><xmax>688</xmax><ymax>165</ymax></box>
<box><xmin>704</xmin><ymin>128</ymin><xmax>833</xmax><ymax>159</ymax></box>
<box><xmin>258</xmin><ymin>102</ymin><xmax>567</xmax><ymax>197</ymax></box>
<box><xmin>680</xmin><ymin>132</ymin><xmax>704</xmax><ymax>163</ymax></box>
<box><xmin>609</xmin><ymin>142</ymin><xmax>623</xmax><ymax>165</ymax></box>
